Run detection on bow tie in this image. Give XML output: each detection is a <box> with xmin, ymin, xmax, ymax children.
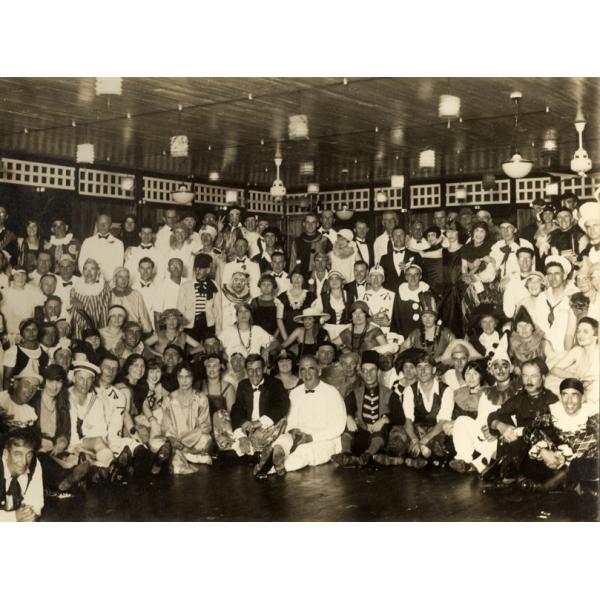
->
<box><xmin>62</xmin><ymin>281</ymin><xmax>73</xmax><ymax>286</ymax></box>
<box><xmin>393</xmin><ymin>248</ymin><xmax>405</xmax><ymax>254</ymax></box>
<box><xmin>140</xmin><ymin>244</ymin><xmax>153</xmax><ymax>249</ymax></box>
<box><xmin>321</xmin><ymin>229</ymin><xmax>330</xmax><ymax>234</ymax></box>
<box><xmin>355</xmin><ymin>238</ymin><xmax>366</xmax><ymax>244</ymax></box>
<box><xmin>236</xmin><ymin>259</ymin><xmax>246</xmax><ymax>264</ymax></box>
<box><xmin>195</xmin><ymin>281</ymin><xmax>208</xmax><ymax>291</ymax></box>
<box><xmin>274</xmin><ymin>273</ymin><xmax>285</xmax><ymax>278</ymax></box>
<box><xmin>141</xmin><ymin>282</ymin><xmax>152</xmax><ymax>288</ymax></box>
<box><xmin>356</xmin><ymin>281</ymin><xmax>366</xmax><ymax>286</ymax></box>
<box><xmin>98</xmin><ymin>234</ymin><xmax>110</xmax><ymax>239</ymax></box>
<box><xmin>252</xmin><ymin>386</ymin><xmax>262</xmax><ymax>392</ymax></box>
<box><xmin>305</xmin><ymin>389</ymin><xmax>315</xmax><ymax>394</ymax></box>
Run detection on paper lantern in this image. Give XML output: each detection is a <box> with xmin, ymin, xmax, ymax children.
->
<box><xmin>419</xmin><ymin>150</ymin><xmax>435</xmax><ymax>169</ymax></box>
<box><xmin>76</xmin><ymin>143</ymin><xmax>94</xmax><ymax>164</ymax></box>
<box><xmin>288</xmin><ymin>114</ymin><xmax>309</xmax><ymax>140</ymax></box>
<box><xmin>390</xmin><ymin>175</ymin><xmax>405</xmax><ymax>189</ymax></box>
<box><xmin>169</xmin><ymin>135</ymin><xmax>189</xmax><ymax>158</ymax></box>
<box><xmin>438</xmin><ymin>95</ymin><xmax>461</xmax><ymax>119</ymax></box>
<box><xmin>95</xmin><ymin>77</ymin><xmax>122</xmax><ymax>96</ymax></box>
<box><xmin>307</xmin><ymin>183</ymin><xmax>320</xmax><ymax>194</ymax></box>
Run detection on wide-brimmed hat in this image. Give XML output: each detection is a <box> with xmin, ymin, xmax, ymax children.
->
<box><xmin>293</xmin><ymin>307</ymin><xmax>331</xmax><ymax>324</ymax></box>
<box><xmin>439</xmin><ymin>339</ymin><xmax>483</xmax><ymax>366</ymax></box>
<box><xmin>523</xmin><ymin>271</ymin><xmax>547</xmax><ymax>288</ymax></box>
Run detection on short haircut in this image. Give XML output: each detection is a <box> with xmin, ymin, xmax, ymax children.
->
<box><xmin>462</xmin><ymin>359</ymin><xmax>491</xmax><ymax>385</ymax></box>
<box><xmin>99</xmin><ymin>352</ymin><xmax>120</xmax><ymax>366</ymax></box>
<box><xmin>139</xmin><ymin>256</ymin><xmax>155</xmax><ymax>268</ymax></box>
<box><xmin>578</xmin><ymin>316</ymin><xmax>599</xmax><ymax>335</ymax></box>
<box><xmin>44</xmin><ymin>295</ymin><xmax>62</xmax><ymax>305</ymax></box>
<box><xmin>521</xmin><ymin>357</ymin><xmax>549</xmax><ymax>377</ymax></box>
<box><xmin>174</xmin><ymin>361</ymin><xmax>193</xmax><ymax>377</ymax></box>
<box><xmin>244</xmin><ymin>353</ymin><xmax>265</xmax><ymax>368</ymax></box>
<box><xmin>353</xmin><ymin>260</ymin><xmax>369</xmax><ymax>269</ymax></box>
<box><xmin>3</xmin><ymin>427</ymin><xmax>40</xmax><ymax>452</ymax></box>
<box><xmin>163</xmin><ymin>343</ymin><xmax>184</xmax><ymax>357</ymax></box>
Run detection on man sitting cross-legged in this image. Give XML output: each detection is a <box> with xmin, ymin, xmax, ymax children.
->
<box><xmin>230</xmin><ymin>353</ymin><xmax>289</xmax><ymax>460</ymax></box>
<box><xmin>255</xmin><ymin>354</ymin><xmax>346</xmax><ymax>476</ymax></box>
<box><xmin>331</xmin><ymin>350</ymin><xmax>393</xmax><ymax>467</ymax></box>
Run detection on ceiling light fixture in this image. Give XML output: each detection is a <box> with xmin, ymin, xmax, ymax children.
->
<box><xmin>170</xmin><ymin>135</ymin><xmax>189</xmax><ymax>158</ymax></box>
<box><xmin>390</xmin><ymin>175</ymin><xmax>405</xmax><ymax>189</ymax></box>
<box><xmin>208</xmin><ymin>171</ymin><xmax>220</xmax><ymax>181</ymax></box>
<box><xmin>270</xmin><ymin>151</ymin><xmax>286</xmax><ymax>199</ymax></box>
<box><xmin>171</xmin><ymin>184</ymin><xmax>194</xmax><ymax>204</ymax></box>
<box><xmin>307</xmin><ymin>183</ymin><xmax>320</xmax><ymax>194</ymax></box>
<box><xmin>336</xmin><ymin>169</ymin><xmax>353</xmax><ymax>220</ymax></box>
<box><xmin>95</xmin><ymin>77</ymin><xmax>123</xmax><ymax>96</ymax></box>
<box><xmin>438</xmin><ymin>94</ymin><xmax>461</xmax><ymax>128</ymax></box>
<box><xmin>120</xmin><ymin>176</ymin><xmax>135</xmax><ymax>192</ymax></box>
<box><xmin>502</xmin><ymin>92</ymin><xmax>534</xmax><ymax>179</ymax></box>
<box><xmin>570</xmin><ymin>117</ymin><xmax>593</xmax><ymax>177</ymax></box>
<box><xmin>455</xmin><ymin>187</ymin><xmax>467</xmax><ymax>200</ymax></box>
<box><xmin>376</xmin><ymin>191</ymin><xmax>388</xmax><ymax>204</ymax></box>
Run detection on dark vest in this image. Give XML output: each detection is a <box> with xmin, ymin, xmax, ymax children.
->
<box><xmin>320</xmin><ymin>291</ymin><xmax>352</xmax><ymax>325</ymax></box>
<box><xmin>13</xmin><ymin>346</ymin><xmax>49</xmax><ymax>378</ymax></box>
<box><xmin>0</xmin><ymin>453</ymin><xmax>37</xmax><ymax>511</ymax></box>
<box><xmin>411</xmin><ymin>381</ymin><xmax>448</xmax><ymax>426</ymax></box>
<box><xmin>30</xmin><ymin>389</ymin><xmax>72</xmax><ymax>444</ymax></box>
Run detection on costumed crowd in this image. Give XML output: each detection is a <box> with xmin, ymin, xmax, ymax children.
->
<box><xmin>0</xmin><ymin>193</ymin><xmax>599</xmax><ymax>521</ymax></box>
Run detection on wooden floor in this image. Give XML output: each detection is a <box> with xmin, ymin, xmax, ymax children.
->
<box><xmin>41</xmin><ymin>456</ymin><xmax>598</xmax><ymax>522</ymax></box>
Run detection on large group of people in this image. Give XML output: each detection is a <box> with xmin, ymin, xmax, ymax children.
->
<box><xmin>1</xmin><ymin>193</ymin><xmax>599</xmax><ymax>522</ymax></box>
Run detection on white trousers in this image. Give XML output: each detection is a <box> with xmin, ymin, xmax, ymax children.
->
<box><xmin>274</xmin><ymin>433</ymin><xmax>342</xmax><ymax>472</ymax></box>
<box><xmin>452</xmin><ymin>416</ymin><xmax>497</xmax><ymax>472</ymax></box>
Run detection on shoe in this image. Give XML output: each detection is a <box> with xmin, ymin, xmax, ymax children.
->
<box><xmin>47</xmin><ymin>489</ymin><xmax>75</xmax><ymax>499</ymax></box>
<box><xmin>479</xmin><ymin>456</ymin><xmax>505</xmax><ymax>482</ymax></box>
<box><xmin>405</xmin><ymin>457</ymin><xmax>427</xmax><ymax>469</ymax></box>
<box><xmin>253</xmin><ymin>446</ymin><xmax>274</xmax><ymax>477</ymax></box>
<box><xmin>272</xmin><ymin>445</ymin><xmax>286</xmax><ymax>476</ymax></box>
<box><xmin>151</xmin><ymin>440</ymin><xmax>173</xmax><ymax>476</ymax></box>
<box><xmin>449</xmin><ymin>459</ymin><xmax>470</xmax><ymax>474</ymax></box>
<box><xmin>358</xmin><ymin>452</ymin><xmax>373</xmax><ymax>467</ymax></box>
<box><xmin>373</xmin><ymin>453</ymin><xmax>405</xmax><ymax>466</ymax></box>
<box><xmin>58</xmin><ymin>460</ymin><xmax>91</xmax><ymax>492</ymax></box>
<box><xmin>331</xmin><ymin>453</ymin><xmax>360</xmax><ymax>467</ymax></box>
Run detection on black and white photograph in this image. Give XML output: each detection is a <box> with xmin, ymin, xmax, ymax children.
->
<box><xmin>2</xmin><ymin>3</ymin><xmax>598</xmax><ymax>599</ymax></box>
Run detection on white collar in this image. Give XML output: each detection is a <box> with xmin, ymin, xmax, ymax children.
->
<box><xmin>49</xmin><ymin>233</ymin><xmax>73</xmax><ymax>246</ymax></box>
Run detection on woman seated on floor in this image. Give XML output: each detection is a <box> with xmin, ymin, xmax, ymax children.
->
<box><xmin>158</xmin><ymin>362</ymin><xmax>213</xmax><ymax>474</ymax></box>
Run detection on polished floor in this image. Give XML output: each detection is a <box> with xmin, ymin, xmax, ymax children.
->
<box><xmin>42</xmin><ymin>457</ymin><xmax>599</xmax><ymax>522</ymax></box>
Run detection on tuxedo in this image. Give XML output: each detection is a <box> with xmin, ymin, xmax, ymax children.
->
<box><xmin>352</xmin><ymin>237</ymin><xmax>374</xmax><ymax>268</ymax></box>
<box><xmin>379</xmin><ymin>248</ymin><xmax>422</xmax><ymax>291</ymax></box>
<box><xmin>344</xmin><ymin>280</ymin><xmax>368</xmax><ymax>301</ymax></box>
<box><xmin>230</xmin><ymin>375</ymin><xmax>290</xmax><ymax>431</ymax></box>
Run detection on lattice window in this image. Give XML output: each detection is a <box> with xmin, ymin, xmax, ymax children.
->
<box><xmin>374</xmin><ymin>187</ymin><xmax>404</xmax><ymax>211</ymax></box>
<box><xmin>196</xmin><ymin>184</ymin><xmax>244</xmax><ymax>207</ymax></box>
<box><xmin>320</xmin><ymin>188</ymin><xmax>370</xmax><ymax>212</ymax></box>
<box><xmin>247</xmin><ymin>190</ymin><xmax>283</xmax><ymax>215</ymax></box>
<box><xmin>410</xmin><ymin>184</ymin><xmax>441</xmax><ymax>209</ymax></box>
<box><xmin>445</xmin><ymin>180</ymin><xmax>510</xmax><ymax>206</ymax></box>
<box><xmin>143</xmin><ymin>176</ymin><xmax>191</xmax><ymax>204</ymax></box>
<box><xmin>561</xmin><ymin>173</ymin><xmax>600</xmax><ymax>201</ymax></box>
<box><xmin>516</xmin><ymin>177</ymin><xmax>551</xmax><ymax>204</ymax></box>
<box><xmin>79</xmin><ymin>168</ymin><xmax>135</xmax><ymax>200</ymax></box>
<box><xmin>0</xmin><ymin>158</ymin><xmax>75</xmax><ymax>190</ymax></box>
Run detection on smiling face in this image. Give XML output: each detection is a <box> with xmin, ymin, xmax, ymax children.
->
<box><xmin>560</xmin><ymin>388</ymin><xmax>583</xmax><ymax>416</ymax></box>
<box><xmin>147</xmin><ymin>366</ymin><xmax>162</xmax><ymax>386</ymax></box>
<box><xmin>163</xmin><ymin>348</ymin><xmax>182</xmax><ymax>370</ymax></box>
<box><xmin>73</xmin><ymin>370</ymin><xmax>95</xmax><ymax>395</ymax></box>
<box><xmin>299</xmin><ymin>356</ymin><xmax>320</xmax><ymax>388</ymax></box>
<box><xmin>525</xmin><ymin>276</ymin><xmax>543</xmax><ymax>296</ymax></box>
<box><xmin>43</xmin><ymin>377</ymin><xmax>64</xmax><ymax>399</ymax></box>
<box><xmin>12</xmin><ymin>271</ymin><xmax>27</xmax><ymax>289</ymax></box>
<box><xmin>26</xmin><ymin>221</ymin><xmax>39</xmax><ymax>238</ymax></box>
<box><xmin>303</xmin><ymin>215</ymin><xmax>318</xmax><ymax>235</ymax></box>
<box><xmin>516</xmin><ymin>321</ymin><xmax>534</xmax><ymax>338</ymax></box>
<box><xmin>128</xmin><ymin>357</ymin><xmax>146</xmax><ymax>382</ymax></box>
<box><xmin>168</xmin><ymin>258</ymin><xmax>183</xmax><ymax>279</ymax></box>
<box><xmin>246</xmin><ymin>359</ymin><xmax>264</xmax><ymax>387</ymax></box>
<box><xmin>124</xmin><ymin>326</ymin><xmax>142</xmax><ymax>348</ymax></box>
<box><xmin>415</xmin><ymin>360</ymin><xmax>435</xmax><ymax>384</ymax></box>
<box><xmin>21</xmin><ymin>321</ymin><xmax>39</xmax><ymax>344</ymax></box>
<box><xmin>316</xmin><ymin>345</ymin><xmax>335</xmax><ymax>366</ymax></box>
<box><xmin>230</xmin><ymin>353</ymin><xmax>245</xmax><ymax>373</ymax></box>
<box><xmin>351</xmin><ymin>308</ymin><xmax>367</xmax><ymax>327</ymax></box>
<box><xmin>517</xmin><ymin>252</ymin><xmax>533</xmax><ymax>274</ymax></box>
<box><xmin>391</xmin><ymin>228</ymin><xmax>406</xmax><ymax>248</ymax></box>
<box><xmin>464</xmin><ymin>366</ymin><xmax>482</xmax><ymax>390</ymax></box>
<box><xmin>139</xmin><ymin>260</ymin><xmax>154</xmax><ymax>282</ymax></box>
<box><xmin>99</xmin><ymin>359</ymin><xmax>119</xmax><ymax>386</ymax></box>
<box><xmin>139</xmin><ymin>227</ymin><xmax>153</xmax><ymax>245</ymax></box>
<box><xmin>480</xmin><ymin>316</ymin><xmax>497</xmax><ymax>335</ymax></box>
<box><xmin>165</xmin><ymin>209</ymin><xmax>178</xmax><ymax>228</ymax></box>
<box><xmin>108</xmin><ymin>310</ymin><xmax>126</xmax><ymax>329</ymax></box>
<box><xmin>12</xmin><ymin>377</ymin><xmax>40</xmax><ymax>404</ymax></box>
<box><xmin>489</xmin><ymin>359</ymin><xmax>511</xmax><ymax>383</ymax></box>
<box><xmin>401</xmin><ymin>361</ymin><xmax>417</xmax><ymax>383</ymax></box>
<box><xmin>233</xmin><ymin>238</ymin><xmax>248</xmax><ymax>258</ymax></box>
<box><xmin>472</xmin><ymin>226</ymin><xmax>486</xmax><ymax>245</ymax></box>
<box><xmin>204</xmin><ymin>357</ymin><xmax>222</xmax><ymax>380</ymax></box>
<box><xmin>353</xmin><ymin>262</ymin><xmax>368</xmax><ymax>283</ymax></box>
<box><xmin>277</xmin><ymin>356</ymin><xmax>293</xmax><ymax>374</ymax></box>
<box><xmin>546</xmin><ymin>265</ymin><xmax>565</xmax><ymax>289</ymax></box>
<box><xmin>4</xmin><ymin>441</ymin><xmax>35</xmax><ymax>478</ymax></box>
<box><xmin>320</xmin><ymin>211</ymin><xmax>335</xmax><ymax>230</ymax></box>
<box><xmin>82</xmin><ymin>260</ymin><xmax>99</xmax><ymax>283</ymax></box>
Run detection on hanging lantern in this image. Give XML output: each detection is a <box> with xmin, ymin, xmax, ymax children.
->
<box><xmin>76</xmin><ymin>143</ymin><xmax>95</xmax><ymax>164</ymax></box>
<box><xmin>307</xmin><ymin>183</ymin><xmax>320</xmax><ymax>194</ymax></box>
<box><xmin>120</xmin><ymin>176</ymin><xmax>135</xmax><ymax>192</ymax></box>
<box><xmin>170</xmin><ymin>135</ymin><xmax>189</xmax><ymax>158</ymax></box>
<box><xmin>390</xmin><ymin>175</ymin><xmax>405</xmax><ymax>189</ymax></box>
<box><xmin>300</xmin><ymin>161</ymin><xmax>315</xmax><ymax>176</ymax></box>
<box><xmin>95</xmin><ymin>77</ymin><xmax>123</xmax><ymax>96</ymax></box>
<box><xmin>376</xmin><ymin>191</ymin><xmax>388</xmax><ymax>204</ymax></box>
<box><xmin>225</xmin><ymin>190</ymin><xmax>239</xmax><ymax>204</ymax></box>
<box><xmin>570</xmin><ymin>119</ymin><xmax>593</xmax><ymax>177</ymax></box>
<box><xmin>270</xmin><ymin>154</ymin><xmax>286</xmax><ymax>198</ymax></box>
<box><xmin>502</xmin><ymin>92</ymin><xmax>534</xmax><ymax>178</ymax></box>
<box><xmin>438</xmin><ymin>95</ymin><xmax>461</xmax><ymax>120</ymax></box>
<box><xmin>419</xmin><ymin>150</ymin><xmax>435</xmax><ymax>169</ymax></box>
<box><xmin>208</xmin><ymin>171</ymin><xmax>220</xmax><ymax>181</ymax></box>
<box><xmin>288</xmin><ymin>114</ymin><xmax>309</xmax><ymax>140</ymax></box>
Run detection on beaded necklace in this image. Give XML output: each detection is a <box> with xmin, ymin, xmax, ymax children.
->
<box><xmin>236</xmin><ymin>324</ymin><xmax>252</xmax><ymax>352</ymax></box>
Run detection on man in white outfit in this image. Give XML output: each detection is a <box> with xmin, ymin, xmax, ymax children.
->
<box><xmin>256</xmin><ymin>354</ymin><xmax>346</xmax><ymax>476</ymax></box>
<box><xmin>78</xmin><ymin>214</ymin><xmax>124</xmax><ymax>282</ymax></box>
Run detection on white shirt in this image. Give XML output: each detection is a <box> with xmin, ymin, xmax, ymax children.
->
<box><xmin>272</xmin><ymin>271</ymin><xmax>291</xmax><ymax>294</ymax></box>
<box><xmin>165</xmin><ymin>245</ymin><xmax>195</xmax><ymax>280</ymax></box>
<box><xmin>154</xmin><ymin>277</ymin><xmax>187</xmax><ymax>314</ymax></box>
<box><xmin>125</xmin><ymin>244</ymin><xmax>166</xmax><ymax>283</ymax></box>
<box><xmin>286</xmin><ymin>381</ymin><xmax>346</xmax><ymax>441</ymax></box>
<box><xmin>78</xmin><ymin>233</ymin><xmax>124</xmax><ymax>282</ymax></box>
<box><xmin>154</xmin><ymin>224</ymin><xmax>174</xmax><ymax>255</ymax></box>
<box><xmin>1</xmin><ymin>454</ymin><xmax>44</xmax><ymax>520</ymax></box>
<box><xmin>353</xmin><ymin>238</ymin><xmax>371</xmax><ymax>266</ymax></box>
<box><xmin>402</xmin><ymin>381</ymin><xmax>454</xmax><ymax>423</ymax></box>
<box><xmin>218</xmin><ymin>324</ymin><xmax>273</xmax><ymax>359</ymax></box>
<box><xmin>330</xmin><ymin>251</ymin><xmax>356</xmax><ymax>283</ymax></box>
<box><xmin>407</xmin><ymin>237</ymin><xmax>429</xmax><ymax>253</ymax></box>
<box><xmin>221</xmin><ymin>257</ymin><xmax>261</xmax><ymax>297</ymax></box>
<box><xmin>0</xmin><ymin>287</ymin><xmax>38</xmax><ymax>335</ymax></box>
<box><xmin>55</xmin><ymin>276</ymin><xmax>81</xmax><ymax>314</ymax></box>
<box><xmin>374</xmin><ymin>232</ymin><xmax>393</xmax><ymax>266</ymax></box>
<box><xmin>318</xmin><ymin>227</ymin><xmax>338</xmax><ymax>246</ymax></box>
<box><xmin>0</xmin><ymin>391</ymin><xmax>38</xmax><ymax>429</ymax></box>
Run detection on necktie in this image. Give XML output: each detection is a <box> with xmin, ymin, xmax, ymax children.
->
<box><xmin>8</xmin><ymin>476</ymin><xmax>23</xmax><ymax>510</ymax></box>
<box><xmin>98</xmin><ymin>234</ymin><xmax>109</xmax><ymax>240</ymax></box>
<box><xmin>274</xmin><ymin>273</ymin><xmax>283</xmax><ymax>278</ymax></box>
<box><xmin>546</xmin><ymin>299</ymin><xmax>557</xmax><ymax>326</ymax></box>
<box><xmin>499</xmin><ymin>245</ymin><xmax>512</xmax><ymax>265</ymax></box>
<box><xmin>305</xmin><ymin>389</ymin><xmax>315</xmax><ymax>394</ymax></box>
<box><xmin>62</xmin><ymin>281</ymin><xmax>73</xmax><ymax>287</ymax></box>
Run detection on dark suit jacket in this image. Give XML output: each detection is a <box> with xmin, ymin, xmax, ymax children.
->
<box><xmin>231</xmin><ymin>375</ymin><xmax>290</xmax><ymax>430</ymax></box>
<box><xmin>343</xmin><ymin>281</ymin><xmax>367</xmax><ymax>301</ymax></box>
<box><xmin>379</xmin><ymin>249</ymin><xmax>422</xmax><ymax>291</ymax></box>
<box><xmin>353</xmin><ymin>239</ymin><xmax>374</xmax><ymax>268</ymax></box>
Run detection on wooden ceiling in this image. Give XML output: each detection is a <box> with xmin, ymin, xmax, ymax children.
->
<box><xmin>0</xmin><ymin>77</ymin><xmax>598</xmax><ymax>189</ymax></box>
